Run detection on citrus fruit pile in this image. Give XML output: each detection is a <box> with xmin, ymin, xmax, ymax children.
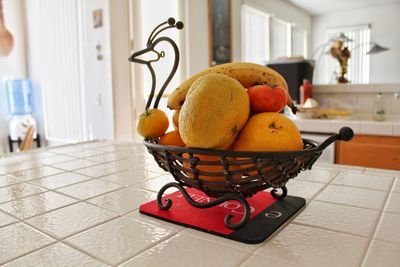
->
<box><xmin>137</xmin><ymin>62</ymin><xmax>304</xmax><ymax>180</ymax></box>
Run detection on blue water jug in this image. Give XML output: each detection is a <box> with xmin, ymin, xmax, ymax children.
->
<box><xmin>5</xmin><ymin>79</ymin><xmax>33</xmax><ymax>115</ymax></box>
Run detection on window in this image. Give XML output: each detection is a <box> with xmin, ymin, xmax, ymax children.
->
<box><xmin>324</xmin><ymin>25</ymin><xmax>370</xmax><ymax>84</ymax></box>
<box><xmin>241</xmin><ymin>5</ymin><xmax>270</xmax><ymax>64</ymax></box>
<box><xmin>241</xmin><ymin>5</ymin><xmax>308</xmax><ymax>63</ymax></box>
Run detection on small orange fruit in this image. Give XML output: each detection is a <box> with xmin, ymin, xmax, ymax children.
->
<box><xmin>172</xmin><ymin>109</ymin><xmax>180</xmax><ymax>129</ymax></box>
<box><xmin>137</xmin><ymin>108</ymin><xmax>169</xmax><ymax>138</ymax></box>
<box><xmin>182</xmin><ymin>153</ymin><xmax>240</xmax><ymax>182</ymax></box>
<box><xmin>159</xmin><ymin>130</ymin><xmax>185</xmax><ymax>147</ymax></box>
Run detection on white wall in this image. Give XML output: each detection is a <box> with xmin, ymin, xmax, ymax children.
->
<box><xmin>312</xmin><ymin>2</ymin><xmax>400</xmax><ymax>84</ymax></box>
<box><xmin>0</xmin><ymin>0</ymin><xmax>27</xmax><ymax>154</ymax></box>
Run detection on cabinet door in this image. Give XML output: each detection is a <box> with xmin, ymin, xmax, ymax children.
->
<box><xmin>335</xmin><ymin>135</ymin><xmax>400</xmax><ymax>170</ymax></box>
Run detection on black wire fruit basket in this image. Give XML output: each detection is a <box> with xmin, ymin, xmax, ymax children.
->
<box><xmin>130</xmin><ymin>18</ymin><xmax>354</xmax><ymax>229</ymax></box>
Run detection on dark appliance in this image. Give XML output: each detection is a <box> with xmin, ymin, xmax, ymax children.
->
<box><xmin>266</xmin><ymin>60</ymin><xmax>315</xmax><ymax>104</ymax></box>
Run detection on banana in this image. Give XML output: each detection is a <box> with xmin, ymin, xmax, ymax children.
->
<box><xmin>167</xmin><ymin>62</ymin><xmax>298</xmax><ymax>113</ymax></box>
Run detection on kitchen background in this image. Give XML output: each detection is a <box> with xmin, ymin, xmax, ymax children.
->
<box><xmin>0</xmin><ymin>0</ymin><xmax>399</xmax><ymax>158</ymax></box>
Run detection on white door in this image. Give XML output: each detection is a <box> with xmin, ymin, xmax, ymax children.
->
<box><xmin>81</xmin><ymin>0</ymin><xmax>114</xmax><ymax>140</ymax></box>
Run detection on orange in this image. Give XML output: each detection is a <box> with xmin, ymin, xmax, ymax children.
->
<box><xmin>159</xmin><ymin>130</ymin><xmax>185</xmax><ymax>147</ymax></box>
<box><xmin>137</xmin><ymin>108</ymin><xmax>169</xmax><ymax>138</ymax></box>
<box><xmin>172</xmin><ymin>109</ymin><xmax>180</xmax><ymax>129</ymax></box>
<box><xmin>182</xmin><ymin>153</ymin><xmax>240</xmax><ymax>182</ymax></box>
<box><xmin>233</xmin><ymin>112</ymin><xmax>303</xmax><ymax>152</ymax></box>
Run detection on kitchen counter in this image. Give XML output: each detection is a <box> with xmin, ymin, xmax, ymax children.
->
<box><xmin>0</xmin><ymin>141</ymin><xmax>399</xmax><ymax>266</ymax></box>
<box><xmin>291</xmin><ymin>114</ymin><xmax>400</xmax><ymax>136</ymax></box>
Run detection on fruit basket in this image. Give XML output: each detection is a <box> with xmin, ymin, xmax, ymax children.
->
<box><xmin>130</xmin><ymin>18</ymin><xmax>354</xmax><ymax>229</ymax></box>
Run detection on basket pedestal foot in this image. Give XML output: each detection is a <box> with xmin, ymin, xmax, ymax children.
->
<box><xmin>271</xmin><ymin>186</ymin><xmax>288</xmax><ymax>199</ymax></box>
<box><xmin>157</xmin><ymin>182</ymin><xmax>251</xmax><ymax>229</ymax></box>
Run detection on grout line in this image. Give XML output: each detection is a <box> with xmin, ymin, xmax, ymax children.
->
<box><xmin>359</xmin><ymin>177</ymin><xmax>396</xmax><ymax>267</ymax></box>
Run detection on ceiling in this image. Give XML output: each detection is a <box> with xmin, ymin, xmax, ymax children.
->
<box><xmin>287</xmin><ymin>0</ymin><xmax>400</xmax><ymax>15</ymax></box>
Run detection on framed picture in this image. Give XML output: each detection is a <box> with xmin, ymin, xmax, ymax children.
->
<box><xmin>208</xmin><ymin>0</ymin><xmax>232</xmax><ymax>66</ymax></box>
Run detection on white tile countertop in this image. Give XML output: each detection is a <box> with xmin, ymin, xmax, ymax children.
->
<box><xmin>0</xmin><ymin>141</ymin><xmax>400</xmax><ymax>266</ymax></box>
<box><xmin>290</xmin><ymin>114</ymin><xmax>400</xmax><ymax>136</ymax></box>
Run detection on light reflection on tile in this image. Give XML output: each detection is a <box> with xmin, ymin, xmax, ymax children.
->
<box><xmin>0</xmin><ymin>210</ymin><xmax>18</xmax><ymax>228</ymax></box>
<box><xmin>0</xmin><ymin>175</ymin><xmax>20</xmax><ymax>188</ymax></box>
<box><xmin>66</xmin><ymin>217</ymin><xmax>174</xmax><ymax>266</ymax></box>
<box><xmin>9</xmin><ymin>166</ymin><xmax>64</xmax><ymax>181</ymax></box>
<box><xmin>3</xmin><ymin>242</ymin><xmax>107</xmax><ymax>267</ymax></box>
<box><xmin>25</xmin><ymin>202</ymin><xmax>118</xmax><ymax>239</ymax></box>
<box><xmin>74</xmin><ymin>163</ymin><xmax>128</xmax><ymax>178</ymax></box>
<box><xmin>51</xmin><ymin>159</ymin><xmax>101</xmax><ymax>171</ymax></box>
<box><xmin>0</xmin><ymin>183</ymin><xmax>46</xmax><ymax>204</ymax></box>
<box><xmin>30</xmin><ymin>172</ymin><xmax>93</xmax><ymax>190</ymax></box>
<box><xmin>0</xmin><ymin>191</ymin><xmax>77</xmax><ymax>219</ymax></box>
<box><xmin>55</xmin><ymin>179</ymin><xmax>123</xmax><ymax>200</ymax></box>
<box><xmin>0</xmin><ymin>223</ymin><xmax>55</xmax><ymax>265</ymax></box>
<box><xmin>99</xmin><ymin>168</ymin><xmax>161</xmax><ymax>187</ymax></box>
<box><xmin>88</xmin><ymin>187</ymin><xmax>156</xmax><ymax>214</ymax></box>
<box><xmin>35</xmin><ymin>155</ymin><xmax>76</xmax><ymax>165</ymax></box>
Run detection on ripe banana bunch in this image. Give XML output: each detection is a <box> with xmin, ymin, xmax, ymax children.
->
<box><xmin>167</xmin><ymin>62</ymin><xmax>297</xmax><ymax>113</ymax></box>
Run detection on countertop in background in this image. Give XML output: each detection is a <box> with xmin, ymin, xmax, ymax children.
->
<box><xmin>0</xmin><ymin>141</ymin><xmax>399</xmax><ymax>266</ymax></box>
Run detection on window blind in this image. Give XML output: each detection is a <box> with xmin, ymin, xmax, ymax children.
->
<box><xmin>270</xmin><ymin>18</ymin><xmax>290</xmax><ymax>60</ymax></box>
<box><xmin>241</xmin><ymin>5</ymin><xmax>270</xmax><ymax>64</ymax></box>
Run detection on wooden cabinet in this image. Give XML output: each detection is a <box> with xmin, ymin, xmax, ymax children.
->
<box><xmin>335</xmin><ymin>135</ymin><xmax>400</xmax><ymax>170</ymax></box>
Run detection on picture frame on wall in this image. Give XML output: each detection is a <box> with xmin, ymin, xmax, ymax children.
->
<box><xmin>208</xmin><ymin>0</ymin><xmax>232</xmax><ymax>66</ymax></box>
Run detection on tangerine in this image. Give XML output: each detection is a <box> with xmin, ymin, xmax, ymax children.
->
<box><xmin>159</xmin><ymin>130</ymin><xmax>185</xmax><ymax>147</ymax></box>
<box><xmin>137</xmin><ymin>108</ymin><xmax>169</xmax><ymax>138</ymax></box>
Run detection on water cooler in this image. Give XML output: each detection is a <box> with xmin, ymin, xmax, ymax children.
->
<box><xmin>5</xmin><ymin>79</ymin><xmax>41</xmax><ymax>152</ymax></box>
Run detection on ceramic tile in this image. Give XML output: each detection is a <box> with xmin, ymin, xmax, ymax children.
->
<box><xmin>330</xmin><ymin>120</ymin><xmax>361</xmax><ymax>134</ymax></box>
<box><xmin>296</xmin><ymin>168</ymin><xmax>339</xmax><ymax>184</ymax></box>
<box><xmin>127</xmin><ymin>210</ymin><xmax>184</xmax><ymax>232</ymax></box>
<box><xmin>393</xmin><ymin>178</ymin><xmax>400</xmax><ymax>193</ymax></box>
<box><xmin>362</xmin><ymin>240</ymin><xmax>400</xmax><ymax>267</ymax></box>
<box><xmin>84</xmin><ymin>151</ymin><xmax>134</xmax><ymax>163</ymax></box>
<box><xmin>302</xmin><ymin>119</ymin><xmax>331</xmax><ymax>133</ymax></box>
<box><xmin>240</xmin><ymin>255</ymin><xmax>297</xmax><ymax>267</ymax></box>
<box><xmin>65</xmin><ymin>149</ymin><xmax>107</xmax><ymax>158</ymax></box>
<box><xmin>254</xmin><ymin>223</ymin><xmax>368</xmax><ymax>267</ymax></box>
<box><xmin>99</xmin><ymin>168</ymin><xmax>161</xmax><ymax>187</ymax></box>
<box><xmin>76</xmin><ymin>141</ymin><xmax>111</xmax><ymax>149</ymax></box>
<box><xmin>0</xmin><ymin>183</ymin><xmax>46</xmax><ymax>204</ymax></box>
<box><xmin>0</xmin><ymin>210</ymin><xmax>18</xmax><ymax>227</ymax></box>
<box><xmin>332</xmin><ymin>172</ymin><xmax>394</xmax><ymax>191</ymax></box>
<box><xmin>51</xmin><ymin>159</ymin><xmax>101</xmax><ymax>171</ymax></box>
<box><xmin>30</xmin><ymin>172</ymin><xmax>93</xmax><ymax>190</ymax></box>
<box><xmin>48</xmin><ymin>146</ymin><xmax>84</xmax><ymax>154</ymax></box>
<box><xmin>0</xmin><ymin>191</ymin><xmax>77</xmax><ymax>219</ymax></box>
<box><xmin>73</xmin><ymin>163</ymin><xmax>128</xmax><ymax>178</ymax></box>
<box><xmin>282</xmin><ymin>179</ymin><xmax>326</xmax><ymax>200</ymax></box>
<box><xmin>294</xmin><ymin>201</ymin><xmax>380</xmax><ymax>237</ymax></box>
<box><xmin>374</xmin><ymin>212</ymin><xmax>400</xmax><ymax>244</ymax></box>
<box><xmin>25</xmin><ymin>151</ymin><xmax>55</xmax><ymax>160</ymax></box>
<box><xmin>113</xmin><ymin>156</ymin><xmax>155</xmax><ymax>169</ymax></box>
<box><xmin>9</xmin><ymin>166</ymin><xmax>64</xmax><ymax>181</ymax></box>
<box><xmin>360</xmin><ymin>121</ymin><xmax>393</xmax><ymax>136</ymax></box>
<box><xmin>88</xmin><ymin>187</ymin><xmax>157</xmax><ymax>215</ymax></box>
<box><xmin>66</xmin><ymin>217</ymin><xmax>174</xmax><ymax>266</ymax></box>
<box><xmin>0</xmin><ymin>161</ymin><xmax>42</xmax><ymax>174</ymax></box>
<box><xmin>364</xmin><ymin>167</ymin><xmax>400</xmax><ymax>177</ymax></box>
<box><xmin>25</xmin><ymin>202</ymin><xmax>118</xmax><ymax>239</ymax></box>
<box><xmin>384</xmin><ymin>192</ymin><xmax>400</xmax><ymax>214</ymax></box>
<box><xmin>0</xmin><ymin>175</ymin><xmax>20</xmax><ymax>188</ymax></box>
<box><xmin>0</xmin><ymin>222</ymin><xmax>55</xmax><ymax>265</ymax></box>
<box><xmin>132</xmin><ymin>174</ymin><xmax>176</xmax><ymax>192</ymax></box>
<box><xmin>315</xmin><ymin>184</ymin><xmax>388</xmax><ymax>210</ymax></box>
<box><xmin>182</xmin><ymin>228</ymin><xmax>261</xmax><ymax>253</ymax></box>
<box><xmin>315</xmin><ymin>163</ymin><xmax>365</xmax><ymax>173</ymax></box>
<box><xmin>393</xmin><ymin>123</ymin><xmax>400</xmax><ymax>136</ymax></box>
<box><xmin>120</xmin><ymin>232</ymin><xmax>249</xmax><ymax>267</ymax></box>
<box><xmin>3</xmin><ymin>242</ymin><xmax>107</xmax><ymax>267</ymax></box>
<box><xmin>56</xmin><ymin>179</ymin><xmax>123</xmax><ymax>200</ymax></box>
<box><xmin>34</xmin><ymin>155</ymin><xmax>76</xmax><ymax>165</ymax></box>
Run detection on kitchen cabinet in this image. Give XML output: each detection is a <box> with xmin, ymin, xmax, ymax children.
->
<box><xmin>335</xmin><ymin>134</ymin><xmax>400</xmax><ymax>170</ymax></box>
